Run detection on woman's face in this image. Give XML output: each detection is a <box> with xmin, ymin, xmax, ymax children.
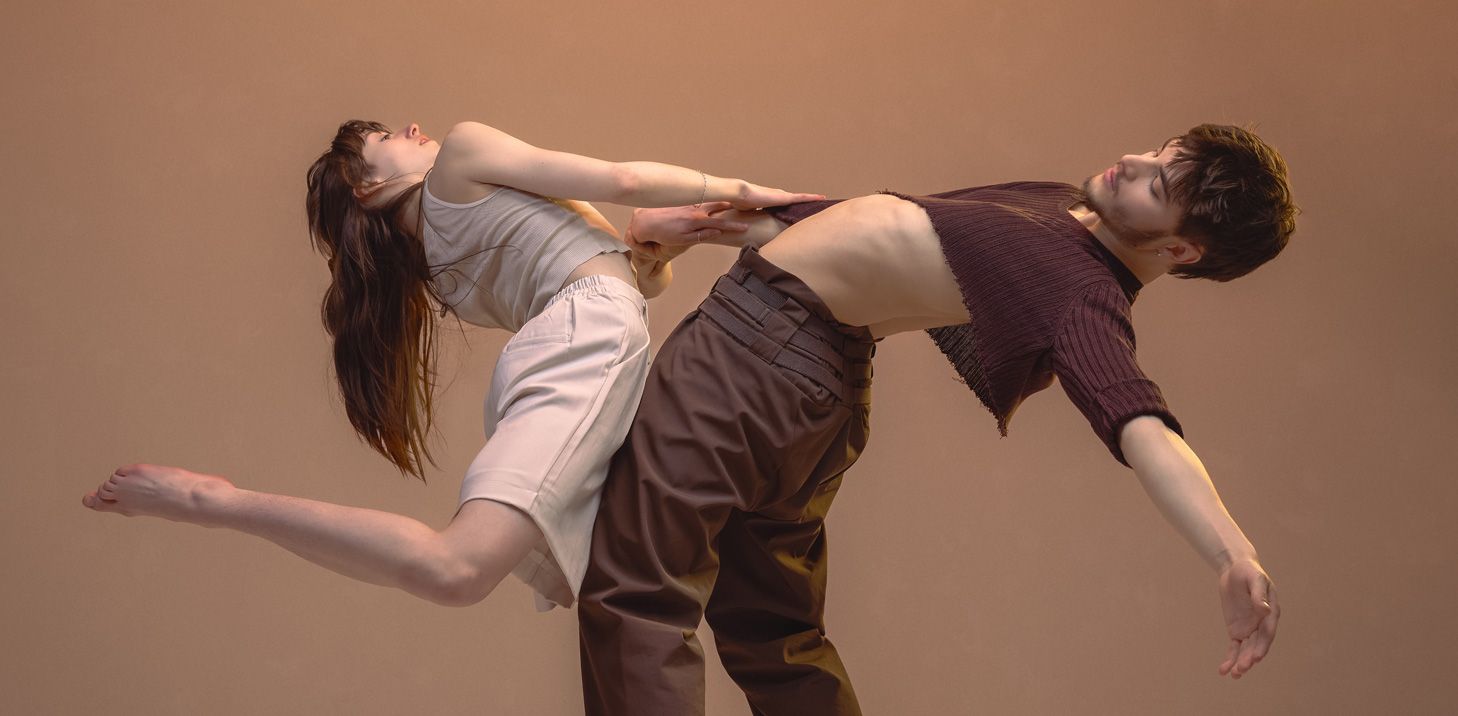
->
<box><xmin>359</xmin><ymin>122</ymin><xmax>439</xmax><ymax>184</ymax></box>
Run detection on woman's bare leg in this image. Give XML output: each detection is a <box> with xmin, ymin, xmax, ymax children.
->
<box><xmin>81</xmin><ymin>463</ymin><xmax>539</xmax><ymax>606</ymax></box>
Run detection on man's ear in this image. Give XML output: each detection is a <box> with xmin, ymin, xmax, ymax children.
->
<box><xmin>1164</xmin><ymin>236</ymin><xmax>1205</xmax><ymax>265</ymax></box>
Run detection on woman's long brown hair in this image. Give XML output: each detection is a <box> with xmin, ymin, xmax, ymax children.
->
<box><xmin>304</xmin><ymin>120</ymin><xmax>444</xmax><ymax>480</ymax></box>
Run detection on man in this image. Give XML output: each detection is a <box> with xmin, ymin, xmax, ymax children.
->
<box><xmin>579</xmin><ymin>124</ymin><xmax>1294</xmax><ymax>715</ymax></box>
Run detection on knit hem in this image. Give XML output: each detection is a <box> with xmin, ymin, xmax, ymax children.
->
<box><xmin>877</xmin><ymin>189</ymin><xmax>1013</xmax><ymax>435</ymax></box>
<box><xmin>926</xmin><ymin>325</ymin><xmax>1009</xmax><ymax>436</ymax></box>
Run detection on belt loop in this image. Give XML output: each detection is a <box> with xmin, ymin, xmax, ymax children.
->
<box><xmin>778</xmin><ymin>298</ymin><xmax>812</xmax><ymax>329</ymax></box>
<box><xmin>847</xmin><ymin>354</ymin><xmax>874</xmax><ymax>406</ymax></box>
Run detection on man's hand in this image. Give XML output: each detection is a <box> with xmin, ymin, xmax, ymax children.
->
<box><xmin>625</xmin><ymin>202</ymin><xmax>749</xmax><ymax>260</ymax></box>
<box><xmin>1217</xmin><ymin>557</ymin><xmax>1279</xmax><ymax>679</ymax></box>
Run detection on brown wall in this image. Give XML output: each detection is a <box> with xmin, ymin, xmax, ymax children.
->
<box><xmin>4</xmin><ymin>1</ymin><xmax>1455</xmax><ymax>713</ymax></box>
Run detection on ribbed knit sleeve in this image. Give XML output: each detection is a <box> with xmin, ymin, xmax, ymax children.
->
<box><xmin>1052</xmin><ymin>282</ymin><xmax>1183</xmax><ymax>466</ymax></box>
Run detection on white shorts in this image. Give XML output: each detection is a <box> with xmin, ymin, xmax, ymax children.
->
<box><xmin>459</xmin><ymin>275</ymin><xmax>650</xmax><ymax>609</ymax></box>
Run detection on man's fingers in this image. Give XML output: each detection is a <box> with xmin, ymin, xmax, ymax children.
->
<box><xmin>1256</xmin><ymin>606</ymin><xmax>1279</xmax><ymax>655</ymax></box>
<box><xmin>1232</xmin><ymin>621</ymin><xmax>1278</xmax><ymax>678</ymax></box>
<box><xmin>1248</xmin><ymin>630</ymin><xmax>1272</xmax><ymax>665</ymax></box>
<box><xmin>1246</xmin><ymin>585</ymin><xmax>1279</xmax><ymax>656</ymax></box>
<box><xmin>1231</xmin><ymin>645</ymin><xmax>1251</xmax><ymax>678</ymax></box>
<box><xmin>1218</xmin><ymin>639</ymin><xmax>1239</xmax><ymax>675</ymax></box>
<box><xmin>1250</xmin><ymin>575</ymin><xmax>1272</xmax><ymax>611</ymax></box>
<box><xmin>1235</xmin><ymin>637</ymin><xmax>1265</xmax><ymax>676</ymax></box>
<box><xmin>1238</xmin><ymin>639</ymin><xmax>1258</xmax><ymax>671</ymax></box>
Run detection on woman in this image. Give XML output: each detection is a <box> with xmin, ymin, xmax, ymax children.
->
<box><xmin>80</xmin><ymin>119</ymin><xmax>819</xmax><ymax>609</ymax></box>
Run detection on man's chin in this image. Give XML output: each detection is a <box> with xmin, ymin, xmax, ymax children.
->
<box><xmin>1079</xmin><ymin>176</ymin><xmax>1107</xmax><ymax>213</ymax></box>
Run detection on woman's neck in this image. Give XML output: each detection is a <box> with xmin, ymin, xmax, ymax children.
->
<box><xmin>369</xmin><ymin>172</ymin><xmax>428</xmax><ymax>240</ymax></box>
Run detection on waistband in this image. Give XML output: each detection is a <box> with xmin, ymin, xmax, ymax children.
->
<box><xmin>699</xmin><ymin>248</ymin><xmax>875</xmax><ymax>405</ymax></box>
<box><xmin>545</xmin><ymin>274</ymin><xmax>645</xmax><ymax>311</ymax></box>
<box><xmin>732</xmin><ymin>248</ymin><xmax>875</xmax><ymax>342</ymax></box>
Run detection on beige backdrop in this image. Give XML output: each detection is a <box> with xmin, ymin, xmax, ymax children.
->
<box><xmin>4</xmin><ymin>1</ymin><xmax>1455</xmax><ymax>713</ymax></box>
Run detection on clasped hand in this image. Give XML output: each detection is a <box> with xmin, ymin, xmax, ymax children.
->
<box><xmin>625</xmin><ymin>202</ymin><xmax>748</xmax><ymax>261</ymax></box>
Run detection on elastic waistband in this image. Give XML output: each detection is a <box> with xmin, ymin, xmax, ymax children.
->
<box><xmin>700</xmin><ymin>249</ymin><xmax>875</xmax><ymax>405</ymax></box>
<box><xmin>546</xmin><ymin>274</ymin><xmax>645</xmax><ymax>311</ymax></box>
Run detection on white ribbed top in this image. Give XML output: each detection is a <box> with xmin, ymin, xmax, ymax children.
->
<box><xmin>420</xmin><ymin>177</ymin><xmax>626</xmax><ymax>332</ymax></box>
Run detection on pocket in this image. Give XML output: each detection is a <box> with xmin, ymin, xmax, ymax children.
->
<box><xmin>772</xmin><ymin>362</ymin><xmax>838</xmax><ymax>408</ymax></box>
<box><xmin>501</xmin><ymin>332</ymin><xmax>570</xmax><ymax>352</ymax></box>
<box><xmin>501</xmin><ymin>302</ymin><xmax>573</xmax><ymax>353</ymax></box>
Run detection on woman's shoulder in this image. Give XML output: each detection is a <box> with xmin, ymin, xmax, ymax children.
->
<box><xmin>427</xmin><ymin>123</ymin><xmax>503</xmax><ymax>205</ymax></box>
<box><xmin>425</xmin><ymin>125</ymin><xmax>498</xmax><ymax>204</ymax></box>
<box><xmin>423</xmin><ymin>169</ymin><xmax>499</xmax><ymax>207</ymax></box>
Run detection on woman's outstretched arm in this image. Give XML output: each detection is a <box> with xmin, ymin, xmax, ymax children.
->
<box><xmin>434</xmin><ymin>121</ymin><xmax>822</xmax><ymax>209</ymax></box>
<box><xmin>1118</xmin><ymin>416</ymin><xmax>1282</xmax><ymax>679</ymax></box>
<box><xmin>82</xmin><ymin>464</ymin><xmax>538</xmax><ymax>607</ymax></box>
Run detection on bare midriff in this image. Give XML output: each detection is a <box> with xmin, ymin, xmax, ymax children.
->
<box><xmin>562</xmin><ymin>250</ymin><xmax>637</xmax><ymax>291</ymax></box>
<box><xmin>758</xmin><ymin>195</ymin><xmax>969</xmax><ymax>338</ymax></box>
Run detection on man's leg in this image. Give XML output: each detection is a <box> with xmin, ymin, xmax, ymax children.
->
<box><xmin>705</xmin><ymin>465</ymin><xmax>863</xmax><ymax>716</ymax></box>
<box><xmin>577</xmin><ymin>320</ymin><xmax>845</xmax><ymax>714</ymax></box>
<box><xmin>579</xmin><ymin>251</ymin><xmax>874</xmax><ymax>716</ymax></box>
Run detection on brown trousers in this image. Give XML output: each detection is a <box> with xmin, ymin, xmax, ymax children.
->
<box><xmin>579</xmin><ymin>248</ymin><xmax>875</xmax><ymax>716</ymax></box>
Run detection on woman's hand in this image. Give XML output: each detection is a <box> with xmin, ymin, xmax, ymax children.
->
<box><xmin>625</xmin><ymin>202</ymin><xmax>749</xmax><ymax>260</ymax></box>
<box><xmin>1216</xmin><ymin>557</ymin><xmax>1280</xmax><ymax>679</ymax></box>
<box><xmin>731</xmin><ymin>182</ymin><xmax>824</xmax><ymax>211</ymax></box>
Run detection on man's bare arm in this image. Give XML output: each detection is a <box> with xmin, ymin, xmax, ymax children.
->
<box><xmin>701</xmin><ymin>208</ymin><xmax>789</xmax><ymax>249</ymax></box>
<box><xmin>1119</xmin><ymin>415</ymin><xmax>1280</xmax><ymax>679</ymax></box>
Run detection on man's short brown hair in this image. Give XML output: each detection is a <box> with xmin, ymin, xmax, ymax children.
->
<box><xmin>1166</xmin><ymin>124</ymin><xmax>1299</xmax><ymax>282</ymax></box>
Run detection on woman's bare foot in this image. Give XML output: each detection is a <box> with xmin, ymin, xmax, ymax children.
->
<box><xmin>81</xmin><ymin>464</ymin><xmax>234</xmax><ymax>526</ymax></box>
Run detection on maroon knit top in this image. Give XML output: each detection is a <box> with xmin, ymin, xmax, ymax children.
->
<box><xmin>767</xmin><ymin>182</ymin><xmax>1182</xmax><ymax>466</ymax></box>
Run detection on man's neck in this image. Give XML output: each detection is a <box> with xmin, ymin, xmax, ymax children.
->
<box><xmin>1067</xmin><ymin>204</ymin><xmax>1168</xmax><ymax>286</ymax></box>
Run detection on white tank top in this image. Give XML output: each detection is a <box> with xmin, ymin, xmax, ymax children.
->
<box><xmin>420</xmin><ymin>176</ymin><xmax>627</xmax><ymax>332</ymax></box>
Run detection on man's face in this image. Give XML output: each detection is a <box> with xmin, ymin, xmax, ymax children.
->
<box><xmin>1082</xmin><ymin>138</ymin><xmax>1187</xmax><ymax>246</ymax></box>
